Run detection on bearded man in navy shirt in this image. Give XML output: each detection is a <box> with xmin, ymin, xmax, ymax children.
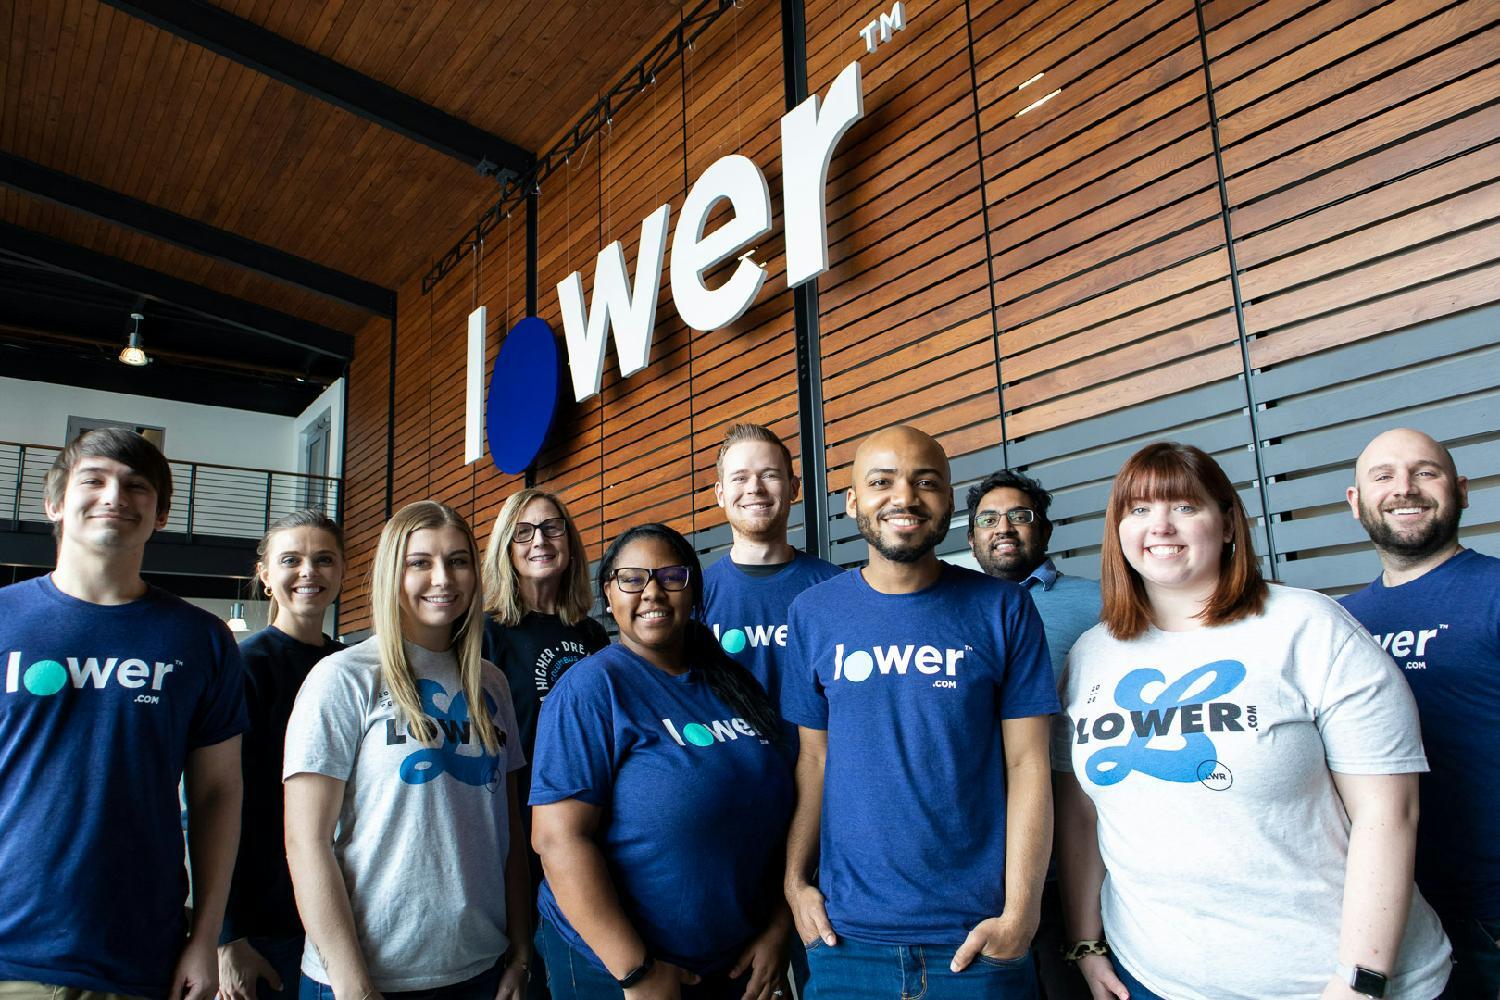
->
<box><xmin>781</xmin><ymin>425</ymin><xmax>1058</xmax><ymax>1000</ymax></box>
<box><xmin>1341</xmin><ymin>428</ymin><xmax>1500</xmax><ymax>999</ymax></box>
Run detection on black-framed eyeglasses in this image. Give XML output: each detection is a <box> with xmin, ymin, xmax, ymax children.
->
<box><xmin>974</xmin><ymin>508</ymin><xmax>1037</xmax><ymax>528</ymax></box>
<box><xmin>609</xmin><ymin>565</ymin><xmax>692</xmax><ymax>593</ymax></box>
<box><xmin>512</xmin><ymin>518</ymin><xmax>567</xmax><ymax>543</ymax></box>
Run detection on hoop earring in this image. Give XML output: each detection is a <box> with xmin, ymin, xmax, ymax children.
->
<box><xmin>264</xmin><ymin>586</ymin><xmax>273</xmax><ymax>597</ymax></box>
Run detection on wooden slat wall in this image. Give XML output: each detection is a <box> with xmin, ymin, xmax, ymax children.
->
<box><xmin>1210</xmin><ymin>0</ymin><xmax>1500</xmax><ymax>590</ymax></box>
<box><xmin>337</xmin><ymin>0</ymin><xmax>1500</xmax><ymax>625</ymax></box>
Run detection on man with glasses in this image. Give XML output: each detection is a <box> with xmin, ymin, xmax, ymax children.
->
<box><xmin>782</xmin><ymin>426</ymin><xmax>1057</xmax><ymax>998</ymax></box>
<box><xmin>967</xmin><ymin>470</ymin><xmax>1100</xmax><ymax>1000</ymax></box>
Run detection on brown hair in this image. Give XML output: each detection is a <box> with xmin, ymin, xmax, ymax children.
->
<box><xmin>256</xmin><ymin>509</ymin><xmax>345</xmax><ymax>626</ymax></box>
<box><xmin>45</xmin><ymin>428</ymin><xmax>174</xmax><ymax>536</ymax></box>
<box><xmin>481</xmin><ymin>488</ymin><xmax>593</xmax><ymax>627</ymax></box>
<box><xmin>715</xmin><ymin>423</ymin><xmax>794</xmax><ymax>479</ymax></box>
<box><xmin>1100</xmin><ymin>442</ymin><xmax>1267</xmax><ymax>640</ymax></box>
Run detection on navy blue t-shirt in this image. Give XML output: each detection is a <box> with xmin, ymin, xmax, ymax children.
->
<box><xmin>1341</xmin><ymin>548</ymin><xmax>1500</xmax><ymax>918</ymax></box>
<box><xmin>529</xmin><ymin>643</ymin><xmax>794</xmax><ymax>975</ymax></box>
<box><xmin>702</xmin><ymin>552</ymin><xmax>841</xmax><ymax>744</ymax></box>
<box><xmin>781</xmin><ymin>563</ymin><xmax>1058</xmax><ymax>945</ymax></box>
<box><xmin>0</xmin><ymin>575</ymin><xmax>250</xmax><ymax>997</ymax></box>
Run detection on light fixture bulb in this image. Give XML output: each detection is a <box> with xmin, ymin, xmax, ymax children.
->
<box><xmin>120</xmin><ymin>315</ymin><xmax>149</xmax><ymax>366</ymax></box>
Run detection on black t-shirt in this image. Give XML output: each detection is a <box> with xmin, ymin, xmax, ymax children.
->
<box><xmin>224</xmin><ymin>625</ymin><xmax>344</xmax><ymax>941</ymax></box>
<box><xmin>483</xmin><ymin>611</ymin><xmax>609</xmax><ymax>759</ymax></box>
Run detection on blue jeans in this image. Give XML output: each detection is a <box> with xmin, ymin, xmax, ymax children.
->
<box><xmin>534</xmin><ymin>919</ymin><xmax>751</xmax><ymax>1000</ymax></box>
<box><xmin>1439</xmin><ymin>912</ymin><xmax>1500</xmax><ymax>999</ymax></box>
<box><xmin>246</xmin><ymin>935</ymin><xmax>304</xmax><ymax>1000</ymax></box>
<box><xmin>299</xmin><ymin>961</ymin><xmax>502</xmax><ymax>1000</ymax></box>
<box><xmin>1108</xmin><ymin>956</ymin><xmax>1165</xmax><ymax>1000</ymax></box>
<box><xmin>804</xmin><ymin>937</ymin><xmax>1036</xmax><ymax>999</ymax></box>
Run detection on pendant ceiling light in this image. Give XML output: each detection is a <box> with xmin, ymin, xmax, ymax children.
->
<box><xmin>119</xmin><ymin>312</ymin><xmax>149</xmax><ymax>367</ymax></box>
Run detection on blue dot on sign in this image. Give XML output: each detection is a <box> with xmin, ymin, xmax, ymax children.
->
<box><xmin>486</xmin><ymin>316</ymin><xmax>562</xmax><ymax>475</ymax></box>
<box><xmin>24</xmin><ymin>659</ymin><xmax>68</xmax><ymax>696</ymax></box>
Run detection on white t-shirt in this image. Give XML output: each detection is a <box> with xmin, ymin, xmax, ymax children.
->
<box><xmin>284</xmin><ymin>636</ymin><xmax>526</xmax><ymax>991</ymax></box>
<box><xmin>1053</xmin><ymin>586</ymin><xmax>1451</xmax><ymax>1000</ymax></box>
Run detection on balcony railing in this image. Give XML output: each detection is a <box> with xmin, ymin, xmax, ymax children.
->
<box><xmin>1</xmin><ymin>440</ymin><xmax>342</xmax><ymax>541</ymax></box>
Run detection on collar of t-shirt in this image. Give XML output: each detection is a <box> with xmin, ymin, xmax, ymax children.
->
<box><xmin>1022</xmin><ymin>557</ymin><xmax>1060</xmax><ymax>591</ymax></box>
<box><xmin>730</xmin><ymin>558</ymin><xmax>794</xmax><ymax>579</ymax></box>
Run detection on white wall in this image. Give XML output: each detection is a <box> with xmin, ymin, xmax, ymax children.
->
<box><xmin>292</xmin><ymin>378</ymin><xmax>345</xmax><ymax>477</ymax></box>
<box><xmin>0</xmin><ymin>375</ymin><xmax>344</xmax><ymax>474</ymax></box>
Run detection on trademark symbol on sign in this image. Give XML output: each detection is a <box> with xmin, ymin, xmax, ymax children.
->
<box><xmin>858</xmin><ymin>1</ymin><xmax>906</xmax><ymax>54</ymax></box>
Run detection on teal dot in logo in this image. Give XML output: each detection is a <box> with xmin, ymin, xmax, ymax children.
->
<box><xmin>721</xmin><ymin>628</ymin><xmax>747</xmax><ymax>654</ymax></box>
<box><xmin>24</xmin><ymin>660</ymin><xmax>67</xmax><ymax>696</ymax></box>
<box><xmin>681</xmin><ymin>723</ymin><xmax>715</xmax><ymax>747</ymax></box>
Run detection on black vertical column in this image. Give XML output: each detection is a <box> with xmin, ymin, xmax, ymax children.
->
<box><xmin>385</xmin><ymin>312</ymin><xmax>396</xmax><ymax>518</ymax></box>
<box><xmin>781</xmin><ymin>0</ymin><xmax>831</xmax><ymax>562</ymax></box>
<box><xmin>525</xmin><ymin>185</ymin><xmax>541</xmax><ymax>487</ymax></box>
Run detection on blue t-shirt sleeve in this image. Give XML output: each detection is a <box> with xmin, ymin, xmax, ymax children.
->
<box><xmin>779</xmin><ymin>597</ymin><xmax>828</xmax><ymax>730</ymax></box>
<box><xmin>189</xmin><ymin>621</ymin><xmax>251</xmax><ymax>748</ymax></box>
<box><xmin>529</xmin><ymin>662</ymin><xmax>617</xmax><ymax>808</ymax></box>
<box><xmin>998</xmin><ymin>589</ymin><xmax>1061</xmax><ymax>719</ymax></box>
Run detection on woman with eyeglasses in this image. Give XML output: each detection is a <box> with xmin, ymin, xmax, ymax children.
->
<box><xmin>482</xmin><ymin>490</ymin><xmax>609</xmax><ymax>999</ymax></box>
<box><xmin>529</xmin><ymin>523</ymin><xmax>795</xmax><ymax>1000</ymax></box>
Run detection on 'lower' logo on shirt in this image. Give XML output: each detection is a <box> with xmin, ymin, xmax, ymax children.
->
<box><xmin>712</xmin><ymin>623</ymin><xmax>788</xmax><ymax>654</ymax></box>
<box><xmin>832</xmin><ymin>642</ymin><xmax>965</xmax><ymax>684</ymax></box>
<box><xmin>661</xmin><ymin>716</ymin><xmax>767</xmax><ymax>746</ymax></box>
<box><xmin>1077</xmin><ymin>659</ymin><xmax>1247</xmax><ymax>787</ymax></box>
<box><xmin>4</xmin><ymin>650</ymin><xmax>177</xmax><ymax>701</ymax></box>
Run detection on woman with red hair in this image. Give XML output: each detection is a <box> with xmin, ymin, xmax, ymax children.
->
<box><xmin>1053</xmin><ymin>442</ymin><xmax>1450</xmax><ymax>1000</ymax></box>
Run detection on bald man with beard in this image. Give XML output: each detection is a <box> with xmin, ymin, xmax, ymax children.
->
<box><xmin>780</xmin><ymin>426</ymin><xmax>1057</xmax><ymax>1000</ymax></box>
<box><xmin>1341</xmin><ymin>428</ymin><xmax>1500</xmax><ymax>998</ymax></box>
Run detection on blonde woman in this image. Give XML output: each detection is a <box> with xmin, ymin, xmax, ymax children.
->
<box><xmin>285</xmin><ymin>501</ymin><xmax>530</xmax><ymax>1000</ymax></box>
<box><xmin>482</xmin><ymin>489</ymin><xmax>607</xmax><ymax>999</ymax></box>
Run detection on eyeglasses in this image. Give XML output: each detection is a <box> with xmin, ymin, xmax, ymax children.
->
<box><xmin>974</xmin><ymin>508</ymin><xmax>1038</xmax><ymax>528</ymax></box>
<box><xmin>609</xmin><ymin>565</ymin><xmax>692</xmax><ymax>593</ymax></box>
<box><xmin>512</xmin><ymin>518</ymin><xmax>567</xmax><ymax>543</ymax></box>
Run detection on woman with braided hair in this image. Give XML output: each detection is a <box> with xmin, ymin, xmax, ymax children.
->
<box><xmin>530</xmin><ymin>523</ymin><xmax>795</xmax><ymax>1000</ymax></box>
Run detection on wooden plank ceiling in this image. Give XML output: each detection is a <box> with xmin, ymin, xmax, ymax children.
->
<box><xmin>0</xmin><ymin>0</ymin><xmax>681</xmax><ymax>409</ymax></box>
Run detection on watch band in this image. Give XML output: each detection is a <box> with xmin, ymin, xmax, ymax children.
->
<box><xmin>1335</xmin><ymin>962</ymin><xmax>1389</xmax><ymax>998</ymax></box>
<box><xmin>617</xmin><ymin>956</ymin><xmax>655</xmax><ymax>989</ymax></box>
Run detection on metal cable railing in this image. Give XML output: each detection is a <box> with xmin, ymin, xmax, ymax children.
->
<box><xmin>1</xmin><ymin>441</ymin><xmax>341</xmax><ymax>541</ymax></box>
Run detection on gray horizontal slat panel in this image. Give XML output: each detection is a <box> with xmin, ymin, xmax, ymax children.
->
<box><xmin>1255</xmin><ymin>347</ymin><xmax>1500</xmax><ymax>441</ymax></box>
<box><xmin>1270</xmin><ymin>511</ymin><xmax>1368</xmax><ymax>554</ymax></box>
<box><xmin>1259</xmin><ymin>394</ymin><xmax>1500</xmax><ymax>477</ymax></box>
<box><xmin>1021</xmin><ymin>415</ymin><xmax>1255</xmax><ymax>492</ymax></box>
<box><xmin>1252</xmin><ymin>306</ymin><xmax>1500</xmax><ymax>403</ymax></box>
<box><xmin>1053</xmin><ymin>553</ymin><xmax>1103</xmax><ymax>580</ymax></box>
<box><xmin>1265</xmin><ymin>440</ymin><xmax>1500</xmax><ymax>514</ymax></box>
<box><xmin>1008</xmin><ymin>381</ymin><xmax>1247</xmax><ymax>468</ymax></box>
<box><xmin>1275</xmin><ymin>551</ymin><xmax>1385</xmax><ymax>592</ymax></box>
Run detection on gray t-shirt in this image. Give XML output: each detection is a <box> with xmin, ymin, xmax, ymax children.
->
<box><xmin>1053</xmin><ymin>586</ymin><xmax>1450</xmax><ymax>1000</ymax></box>
<box><xmin>284</xmin><ymin>636</ymin><xmax>526</xmax><ymax>991</ymax></box>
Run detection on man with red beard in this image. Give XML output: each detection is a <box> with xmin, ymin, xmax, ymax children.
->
<box><xmin>1341</xmin><ymin>427</ymin><xmax>1500</xmax><ymax>999</ymax></box>
<box><xmin>781</xmin><ymin>426</ymin><xmax>1057</xmax><ymax>999</ymax></box>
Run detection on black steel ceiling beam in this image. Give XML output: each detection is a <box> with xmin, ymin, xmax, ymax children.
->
<box><xmin>98</xmin><ymin>0</ymin><xmax>534</xmax><ymax>181</ymax></box>
<box><xmin>0</xmin><ymin>223</ymin><xmax>354</xmax><ymax>361</ymax></box>
<box><xmin>0</xmin><ymin>152</ymin><xmax>394</xmax><ymax>317</ymax></box>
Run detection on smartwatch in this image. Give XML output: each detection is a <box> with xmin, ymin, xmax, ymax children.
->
<box><xmin>617</xmin><ymin>956</ymin><xmax>655</xmax><ymax>989</ymax></box>
<box><xmin>1335</xmin><ymin>962</ymin><xmax>1388</xmax><ymax>998</ymax></box>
